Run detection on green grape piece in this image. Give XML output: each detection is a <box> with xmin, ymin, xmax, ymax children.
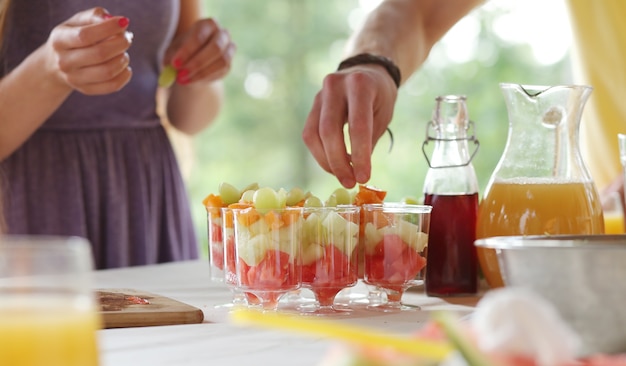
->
<box><xmin>253</xmin><ymin>187</ymin><xmax>279</xmax><ymax>213</ymax></box>
<box><xmin>276</xmin><ymin>188</ymin><xmax>288</xmax><ymax>208</ymax></box>
<box><xmin>402</xmin><ymin>196</ymin><xmax>421</xmax><ymax>205</ymax></box>
<box><xmin>158</xmin><ymin>65</ymin><xmax>177</xmax><ymax>88</ymax></box>
<box><xmin>218</xmin><ymin>182</ymin><xmax>241</xmax><ymax>205</ymax></box>
<box><xmin>325</xmin><ymin>194</ymin><xmax>338</xmax><ymax>207</ymax></box>
<box><xmin>241</xmin><ymin>182</ymin><xmax>260</xmax><ymax>192</ymax></box>
<box><xmin>286</xmin><ymin>187</ymin><xmax>306</xmax><ymax>206</ymax></box>
<box><xmin>332</xmin><ymin>188</ymin><xmax>352</xmax><ymax>205</ymax></box>
<box><xmin>304</xmin><ymin>195</ymin><xmax>323</xmax><ymax>208</ymax></box>
<box><xmin>240</xmin><ymin>190</ymin><xmax>255</xmax><ymax>203</ymax></box>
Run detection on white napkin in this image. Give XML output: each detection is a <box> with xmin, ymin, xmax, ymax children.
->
<box><xmin>470</xmin><ymin>287</ymin><xmax>581</xmax><ymax>366</ymax></box>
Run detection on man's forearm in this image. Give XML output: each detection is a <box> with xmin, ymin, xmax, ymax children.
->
<box><xmin>346</xmin><ymin>0</ymin><xmax>484</xmax><ymax>84</ymax></box>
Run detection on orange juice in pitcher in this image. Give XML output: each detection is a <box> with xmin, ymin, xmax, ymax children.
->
<box><xmin>477</xmin><ymin>84</ymin><xmax>604</xmax><ymax>288</ymax></box>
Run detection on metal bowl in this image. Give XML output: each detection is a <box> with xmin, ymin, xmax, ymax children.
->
<box><xmin>475</xmin><ymin>235</ymin><xmax>626</xmax><ymax>356</ymax></box>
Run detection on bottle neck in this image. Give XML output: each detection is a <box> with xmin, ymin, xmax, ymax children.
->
<box><xmin>422</xmin><ymin>132</ymin><xmax>479</xmax><ymax>195</ymax></box>
<box><xmin>423</xmin><ymin>121</ymin><xmax>479</xmax><ymax>169</ymax></box>
<box><xmin>422</xmin><ymin>95</ymin><xmax>480</xmax><ymax>194</ymax></box>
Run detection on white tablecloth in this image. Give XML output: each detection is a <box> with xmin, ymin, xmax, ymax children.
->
<box><xmin>95</xmin><ymin>260</ymin><xmax>479</xmax><ymax>366</ymax></box>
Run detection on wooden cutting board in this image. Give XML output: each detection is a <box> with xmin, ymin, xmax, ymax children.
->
<box><xmin>97</xmin><ymin>288</ymin><xmax>205</xmax><ymax>329</ymax></box>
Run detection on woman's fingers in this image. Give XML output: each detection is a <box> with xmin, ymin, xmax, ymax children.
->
<box><xmin>165</xmin><ymin>18</ymin><xmax>235</xmax><ymax>85</ymax></box>
<box><xmin>54</xmin><ymin>30</ymin><xmax>132</xmax><ymax>73</ymax></box>
<box><xmin>46</xmin><ymin>8</ymin><xmax>133</xmax><ymax>95</ymax></box>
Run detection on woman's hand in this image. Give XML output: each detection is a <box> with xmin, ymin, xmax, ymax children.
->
<box><xmin>163</xmin><ymin>18</ymin><xmax>235</xmax><ymax>85</ymax></box>
<box><xmin>45</xmin><ymin>7</ymin><xmax>133</xmax><ymax>95</ymax></box>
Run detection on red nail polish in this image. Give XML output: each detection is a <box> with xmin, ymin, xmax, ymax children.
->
<box><xmin>177</xmin><ymin>69</ymin><xmax>190</xmax><ymax>84</ymax></box>
<box><xmin>172</xmin><ymin>58</ymin><xmax>183</xmax><ymax>69</ymax></box>
<box><xmin>118</xmin><ymin>17</ymin><xmax>130</xmax><ymax>28</ymax></box>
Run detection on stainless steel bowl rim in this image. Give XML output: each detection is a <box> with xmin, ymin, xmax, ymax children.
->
<box><xmin>475</xmin><ymin>234</ymin><xmax>626</xmax><ymax>250</ymax></box>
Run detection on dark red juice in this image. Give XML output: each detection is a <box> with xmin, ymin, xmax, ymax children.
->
<box><xmin>423</xmin><ymin>193</ymin><xmax>478</xmax><ymax>296</ymax></box>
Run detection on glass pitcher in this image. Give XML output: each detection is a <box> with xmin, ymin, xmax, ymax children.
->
<box><xmin>476</xmin><ymin>83</ymin><xmax>604</xmax><ymax>288</ymax></box>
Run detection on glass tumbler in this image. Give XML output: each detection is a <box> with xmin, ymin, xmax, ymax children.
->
<box><xmin>206</xmin><ymin>206</ymin><xmax>225</xmax><ymax>283</ymax></box>
<box><xmin>362</xmin><ymin>203</ymin><xmax>432</xmax><ymax>312</ymax></box>
<box><xmin>300</xmin><ymin>205</ymin><xmax>360</xmax><ymax>315</ymax></box>
<box><xmin>0</xmin><ymin>235</ymin><xmax>101</xmax><ymax>366</ymax></box>
<box><xmin>232</xmin><ymin>206</ymin><xmax>303</xmax><ymax>311</ymax></box>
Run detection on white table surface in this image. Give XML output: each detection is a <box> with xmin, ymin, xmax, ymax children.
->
<box><xmin>95</xmin><ymin>260</ymin><xmax>479</xmax><ymax>366</ymax></box>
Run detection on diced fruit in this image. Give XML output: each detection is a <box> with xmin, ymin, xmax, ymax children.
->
<box><xmin>245</xmin><ymin>213</ymin><xmax>270</xmax><ymax>236</ymax></box>
<box><xmin>237</xmin><ymin>231</ymin><xmax>272</xmax><ymax>266</ymax></box>
<box><xmin>210</xmin><ymin>219</ymin><xmax>223</xmax><ymax>243</ymax></box>
<box><xmin>276</xmin><ymin>188</ymin><xmax>288</xmax><ymax>208</ymax></box>
<box><xmin>364</xmin><ymin>220</ymin><xmax>428</xmax><ymax>254</ymax></box>
<box><xmin>301</xmin><ymin>239</ymin><xmax>324</xmax><ymax>266</ymax></box>
<box><xmin>240</xmin><ymin>249</ymin><xmax>298</xmax><ymax>291</ymax></box>
<box><xmin>286</xmin><ymin>187</ymin><xmax>306</xmax><ymax>206</ymax></box>
<box><xmin>364</xmin><ymin>222</ymin><xmax>383</xmax><ymax>254</ymax></box>
<box><xmin>354</xmin><ymin>185</ymin><xmax>387</xmax><ymax>206</ymax></box>
<box><xmin>227</xmin><ymin>202</ymin><xmax>253</xmax><ymax>210</ymax></box>
<box><xmin>236</xmin><ymin>208</ymin><xmax>302</xmax><ymax>268</ymax></box>
<box><xmin>302</xmin><ymin>212</ymin><xmax>325</xmax><ymax>265</ymax></box>
<box><xmin>253</xmin><ymin>187</ymin><xmax>280</xmax><ymax>213</ymax></box>
<box><xmin>275</xmin><ymin>222</ymin><xmax>302</xmax><ymax>256</ymax></box>
<box><xmin>364</xmin><ymin>233</ymin><xmax>427</xmax><ymax>293</ymax></box>
<box><xmin>381</xmin><ymin>220</ymin><xmax>429</xmax><ymax>252</ymax></box>
<box><xmin>206</xmin><ymin>203</ymin><xmax>224</xmax><ymax>272</ymax></box>
<box><xmin>302</xmin><ymin>245</ymin><xmax>357</xmax><ymax>306</ymax></box>
<box><xmin>300</xmin><ymin>207</ymin><xmax>359</xmax><ymax>305</ymax></box>
<box><xmin>241</xmin><ymin>182</ymin><xmax>260</xmax><ymax>193</ymax></box>
<box><xmin>332</xmin><ymin>188</ymin><xmax>352</xmax><ymax>205</ymax></box>
<box><xmin>402</xmin><ymin>196</ymin><xmax>420</xmax><ymax>204</ymax></box>
<box><xmin>203</xmin><ymin>193</ymin><xmax>224</xmax><ymax>208</ymax></box>
<box><xmin>235</xmin><ymin>207</ymin><xmax>262</xmax><ymax>228</ymax></box>
<box><xmin>158</xmin><ymin>65</ymin><xmax>177</xmax><ymax>88</ymax></box>
<box><xmin>322</xmin><ymin>210</ymin><xmax>359</xmax><ymax>256</ymax></box>
<box><xmin>219</xmin><ymin>182</ymin><xmax>241</xmax><ymax>205</ymax></box>
<box><xmin>210</xmin><ymin>241</ymin><xmax>225</xmax><ymax>271</ymax></box>
<box><xmin>304</xmin><ymin>195</ymin><xmax>323</xmax><ymax>207</ymax></box>
<box><xmin>224</xmin><ymin>229</ymin><xmax>236</xmax><ymax>284</ymax></box>
<box><xmin>240</xmin><ymin>189</ymin><xmax>255</xmax><ymax>203</ymax></box>
<box><xmin>325</xmin><ymin>194</ymin><xmax>338</xmax><ymax>207</ymax></box>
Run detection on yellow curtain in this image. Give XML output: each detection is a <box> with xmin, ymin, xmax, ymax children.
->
<box><xmin>567</xmin><ymin>0</ymin><xmax>626</xmax><ymax>190</ymax></box>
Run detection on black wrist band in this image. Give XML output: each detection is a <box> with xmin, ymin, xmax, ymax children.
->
<box><xmin>337</xmin><ymin>53</ymin><xmax>402</xmax><ymax>88</ymax></box>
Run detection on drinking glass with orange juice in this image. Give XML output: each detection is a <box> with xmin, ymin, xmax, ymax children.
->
<box><xmin>476</xmin><ymin>84</ymin><xmax>605</xmax><ymax>288</ymax></box>
<box><xmin>602</xmin><ymin>191</ymin><xmax>625</xmax><ymax>234</ymax></box>
<box><xmin>0</xmin><ymin>236</ymin><xmax>101</xmax><ymax>366</ymax></box>
<box><xmin>613</xmin><ymin>133</ymin><xmax>626</xmax><ymax>234</ymax></box>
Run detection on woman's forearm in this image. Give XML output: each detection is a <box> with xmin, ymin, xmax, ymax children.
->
<box><xmin>165</xmin><ymin>79</ymin><xmax>224</xmax><ymax>135</ymax></box>
<box><xmin>0</xmin><ymin>44</ymin><xmax>72</xmax><ymax>160</ymax></box>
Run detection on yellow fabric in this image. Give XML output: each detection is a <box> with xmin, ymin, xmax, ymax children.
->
<box><xmin>566</xmin><ymin>0</ymin><xmax>626</xmax><ymax>190</ymax></box>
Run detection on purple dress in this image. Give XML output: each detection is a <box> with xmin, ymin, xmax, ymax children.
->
<box><xmin>0</xmin><ymin>0</ymin><xmax>199</xmax><ymax>269</ymax></box>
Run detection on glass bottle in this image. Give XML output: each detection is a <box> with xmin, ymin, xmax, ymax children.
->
<box><xmin>422</xmin><ymin>95</ymin><xmax>480</xmax><ymax>296</ymax></box>
<box><xmin>476</xmin><ymin>84</ymin><xmax>604</xmax><ymax>288</ymax></box>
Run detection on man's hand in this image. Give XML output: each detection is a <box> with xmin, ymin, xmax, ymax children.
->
<box><xmin>302</xmin><ymin>64</ymin><xmax>398</xmax><ymax>188</ymax></box>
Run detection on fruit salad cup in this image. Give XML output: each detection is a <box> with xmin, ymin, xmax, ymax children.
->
<box><xmin>232</xmin><ymin>206</ymin><xmax>304</xmax><ymax>311</ymax></box>
<box><xmin>206</xmin><ymin>205</ymin><xmax>225</xmax><ymax>283</ymax></box>
<box><xmin>218</xmin><ymin>207</ymin><xmax>257</xmax><ymax>308</ymax></box>
<box><xmin>301</xmin><ymin>205</ymin><xmax>360</xmax><ymax>315</ymax></box>
<box><xmin>362</xmin><ymin>203</ymin><xmax>432</xmax><ymax>312</ymax></box>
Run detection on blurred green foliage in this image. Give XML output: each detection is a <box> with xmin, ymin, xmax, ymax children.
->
<box><xmin>187</xmin><ymin>1</ymin><xmax>572</xmax><ymax>255</ymax></box>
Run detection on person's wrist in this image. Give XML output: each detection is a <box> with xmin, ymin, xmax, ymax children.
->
<box><xmin>337</xmin><ymin>53</ymin><xmax>401</xmax><ymax>88</ymax></box>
